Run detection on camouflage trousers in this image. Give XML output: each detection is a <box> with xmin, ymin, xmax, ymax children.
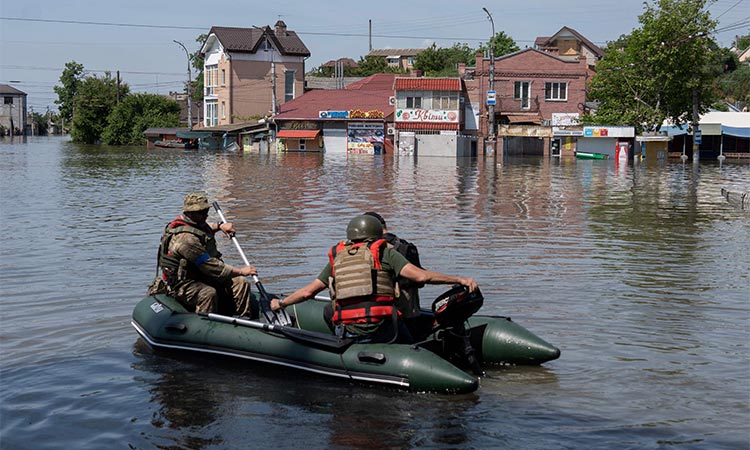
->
<box><xmin>174</xmin><ymin>276</ymin><xmax>258</xmax><ymax>319</ymax></box>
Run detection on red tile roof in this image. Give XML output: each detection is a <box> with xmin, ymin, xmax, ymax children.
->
<box><xmin>275</xmin><ymin>74</ymin><xmax>396</xmax><ymax>121</ymax></box>
<box><xmin>394</xmin><ymin>77</ymin><xmax>461</xmax><ymax>91</ymax></box>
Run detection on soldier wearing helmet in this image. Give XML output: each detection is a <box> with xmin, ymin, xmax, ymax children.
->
<box><xmin>271</xmin><ymin>215</ymin><xmax>478</xmax><ymax>343</ymax></box>
<box><xmin>156</xmin><ymin>192</ymin><xmax>259</xmax><ymax>317</ymax></box>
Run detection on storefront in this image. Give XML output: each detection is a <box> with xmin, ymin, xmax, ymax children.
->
<box><xmin>576</xmin><ymin>126</ymin><xmax>635</xmax><ymax>158</ymax></box>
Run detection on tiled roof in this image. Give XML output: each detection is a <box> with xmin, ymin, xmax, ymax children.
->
<box><xmin>394</xmin><ymin>77</ymin><xmax>461</xmax><ymax>91</ymax></box>
<box><xmin>208</xmin><ymin>25</ymin><xmax>310</xmax><ymax>56</ymax></box>
<box><xmin>346</xmin><ymin>73</ymin><xmax>398</xmax><ymax>90</ymax></box>
<box><xmin>0</xmin><ymin>84</ymin><xmax>26</xmax><ymax>95</ymax></box>
<box><xmin>321</xmin><ymin>58</ymin><xmax>358</xmax><ymax>68</ymax></box>
<box><xmin>275</xmin><ymin>74</ymin><xmax>395</xmax><ymax>121</ymax></box>
<box><xmin>367</xmin><ymin>48</ymin><xmax>425</xmax><ymax>57</ymax></box>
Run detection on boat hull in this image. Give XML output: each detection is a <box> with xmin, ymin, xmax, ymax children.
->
<box><xmin>132</xmin><ymin>295</ymin><xmax>560</xmax><ymax>393</ymax></box>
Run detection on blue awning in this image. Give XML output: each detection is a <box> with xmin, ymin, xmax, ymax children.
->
<box><xmin>723</xmin><ymin>125</ymin><xmax>750</xmax><ymax>138</ymax></box>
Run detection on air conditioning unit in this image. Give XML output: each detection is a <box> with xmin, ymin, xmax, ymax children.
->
<box><xmin>387</xmin><ymin>126</ymin><xmax>395</xmax><ymax>135</ymax></box>
<box><xmin>388</xmin><ymin>96</ymin><xmax>396</xmax><ymax>106</ymax></box>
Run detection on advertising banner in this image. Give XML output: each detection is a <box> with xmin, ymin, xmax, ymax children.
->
<box><xmin>347</xmin><ymin>122</ymin><xmax>384</xmax><ymax>155</ymax></box>
<box><xmin>395</xmin><ymin>109</ymin><xmax>459</xmax><ymax>123</ymax></box>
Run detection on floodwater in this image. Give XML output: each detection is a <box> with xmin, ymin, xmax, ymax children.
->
<box><xmin>1</xmin><ymin>136</ymin><xmax>749</xmax><ymax>450</ymax></box>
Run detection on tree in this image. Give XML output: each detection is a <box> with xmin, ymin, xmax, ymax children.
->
<box><xmin>101</xmin><ymin>93</ymin><xmax>180</xmax><ymax>145</ymax></box>
<box><xmin>29</xmin><ymin>112</ymin><xmax>49</xmax><ymax>135</ymax></box>
<box><xmin>478</xmin><ymin>31</ymin><xmax>520</xmax><ymax>58</ymax></box>
<box><xmin>54</xmin><ymin>61</ymin><xmax>84</xmax><ymax>123</ymax></box>
<box><xmin>191</xmin><ymin>34</ymin><xmax>207</xmax><ymax>102</ymax></box>
<box><xmin>718</xmin><ymin>65</ymin><xmax>750</xmax><ymax>110</ymax></box>
<box><xmin>586</xmin><ymin>0</ymin><xmax>719</xmax><ymax>133</ymax></box>
<box><xmin>735</xmin><ymin>34</ymin><xmax>750</xmax><ymax>51</ymax></box>
<box><xmin>354</xmin><ymin>55</ymin><xmax>404</xmax><ymax>76</ymax></box>
<box><xmin>414</xmin><ymin>43</ymin><xmax>476</xmax><ymax>76</ymax></box>
<box><xmin>70</xmin><ymin>73</ymin><xmax>129</xmax><ymax>144</ymax></box>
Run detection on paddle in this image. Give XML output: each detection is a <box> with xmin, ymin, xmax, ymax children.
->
<box><xmin>203</xmin><ymin>312</ymin><xmax>353</xmax><ymax>353</ymax></box>
<box><xmin>212</xmin><ymin>202</ymin><xmax>292</xmax><ymax>326</ymax></box>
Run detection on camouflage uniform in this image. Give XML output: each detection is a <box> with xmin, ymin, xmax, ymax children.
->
<box><xmin>159</xmin><ymin>193</ymin><xmax>258</xmax><ymax>318</ymax></box>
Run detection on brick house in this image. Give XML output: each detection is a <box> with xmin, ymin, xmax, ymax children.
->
<box><xmin>461</xmin><ymin>27</ymin><xmax>602</xmax><ymax>156</ymax></box>
<box><xmin>200</xmin><ymin>21</ymin><xmax>310</xmax><ymax>127</ymax></box>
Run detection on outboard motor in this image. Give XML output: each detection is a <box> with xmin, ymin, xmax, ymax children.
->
<box><xmin>432</xmin><ymin>285</ymin><xmax>485</xmax><ymax>376</ymax></box>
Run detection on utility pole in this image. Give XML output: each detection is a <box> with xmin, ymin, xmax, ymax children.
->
<box><xmin>369</xmin><ymin>20</ymin><xmax>372</xmax><ymax>52</ymax></box>
<box><xmin>253</xmin><ymin>26</ymin><xmax>277</xmax><ymax>116</ymax></box>
<box><xmin>692</xmin><ymin>88</ymin><xmax>699</xmax><ymax>163</ymax></box>
<box><xmin>116</xmin><ymin>70</ymin><xmax>120</xmax><ymax>104</ymax></box>
<box><xmin>173</xmin><ymin>40</ymin><xmax>193</xmax><ymax>130</ymax></box>
<box><xmin>482</xmin><ymin>7</ymin><xmax>496</xmax><ymax>150</ymax></box>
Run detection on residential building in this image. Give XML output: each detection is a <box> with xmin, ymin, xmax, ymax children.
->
<box><xmin>200</xmin><ymin>21</ymin><xmax>310</xmax><ymax>127</ymax></box>
<box><xmin>0</xmin><ymin>84</ymin><xmax>27</xmax><ymax>136</ymax></box>
<box><xmin>367</xmin><ymin>48</ymin><xmax>424</xmax><ymax>71</ymax></box>
<box><xmin>393</xmin><ymin>77</ymin><xmax>477</xmax><ymax>156</ymax></box>
<box><xmin>462</xmin><ymin>27</ymin><xmax>602</xmax><ymax>156</ymax></box>
<box><xmin>534</xmin><ymin>26</ymin><xmax>605</xmax><ymax>69</ymax></box>
<box><xmin>272</xmin><ymin>74</ymin><xmax>396</xmax><ymax>154</ymax></box>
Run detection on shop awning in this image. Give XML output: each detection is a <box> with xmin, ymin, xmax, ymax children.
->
<box><xmin>276</xmin><ymin>129</ymin><xmax>321</xmax><ymax>139</ymax></box>
<box><xmin>395</xmin><ymin>122</ymin><xmax>459</xmax><ymax>131</ymax></box>
<box><xmin>176</xmin><ymin>130</ymin><xmax>212</xmax><ymax>139</ymax></box>
<box><xmin>506</xmin><ymin>114</ymin><xmax>542</xmax><ymax>125</ymax></box>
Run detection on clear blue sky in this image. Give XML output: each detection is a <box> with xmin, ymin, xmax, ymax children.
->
<box><xmin>1</xmin><ymin>0</ymin><xmax>747</xmax><ymax>113</ymax></box>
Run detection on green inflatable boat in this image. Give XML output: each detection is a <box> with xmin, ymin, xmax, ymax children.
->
<box><xmin>131</xmin><ymin>289</ymin><xmax>560</xmax><ymax>394</ymax></box>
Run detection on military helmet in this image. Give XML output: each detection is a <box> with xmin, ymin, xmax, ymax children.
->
<box><xmin>346</xmin><ymin>214</ymin><xmax>383</xmax><ymax>241</ymax></box>
<box><xmin>183</xmin><ymin>192</ymin><xmax>210</xmax><ymax>212</ymax></box>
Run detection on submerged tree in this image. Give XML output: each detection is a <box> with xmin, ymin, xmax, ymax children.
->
<box><xmin>102</xmin><ymin>93</ymin><xmax>180</xmax><ymax>145</ymax></box>
<box><xmin>70</xmin><ymin>73</ymin><xmax>129</xmax><ymax>144</ymax></box>
<box><xmin>586</xmin><ymin>0</ymin><xmax>719</xmax><ymax>132</ymax></box>
<box><xmin>54</xmin><ymin>61</ymin><xmax>85</xmax><ymax>124</ymax></box>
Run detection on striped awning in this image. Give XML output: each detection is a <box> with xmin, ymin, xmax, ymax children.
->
<box><xmin>276</xmin><ymin>129</ymin><xmax>321</xmax><ymax>139</ymax></box>
<box><xmin>395</xmin><ymin>122</ymin><xmax>460</xmax><ymax>131</ymax></box>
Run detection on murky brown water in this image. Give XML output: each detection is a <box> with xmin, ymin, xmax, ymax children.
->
<box><xmin>1</xmin><ymin>136</ymin><xmax>749</xmax><ymax>449</ymax></box>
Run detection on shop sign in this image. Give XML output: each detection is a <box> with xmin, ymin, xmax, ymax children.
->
<box><xmin>584</xmin><ymin>126</ymin><xmax>635</xmax><ymax>138</ymax></box>
<box><xmin>347</xmin><ymin>122</ymin><xmax>384</xmax><ymax>155</ymax></box>
<box><xmin>395</xmin><ymin>109</ymin><xmax>459</xmax><ymax>123</ymax></box>
<box><xmin>319</xmin><ymin>110</ymin><xmax>349</xmax><ymax>119</ymax></box>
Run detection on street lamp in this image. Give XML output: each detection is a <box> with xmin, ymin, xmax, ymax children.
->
<box><xmin>483</xmin><ymin>7</ymin><xmax>496</xmax><ymax>145</ymax></box>
<box><xmin>173</xmin><ymin>40</ymin><xmax>193</xmax><ymax>131</ymax></box>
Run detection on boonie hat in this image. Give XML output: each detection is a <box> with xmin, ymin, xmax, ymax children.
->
<box><xmin>183</xmin><ymin>192</ymin><xmax>210</xmax><ymax>212</ymax></box>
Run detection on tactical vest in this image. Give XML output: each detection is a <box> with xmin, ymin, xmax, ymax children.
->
<box><xmin>328</xmin><ymin>239</ymin><xmax>396</xmax><ymax>325</ymax></box>
<box><xmin>158</xmin><ymin>216</ymin><xmax>220</xmax><ymax>286</ymax></box>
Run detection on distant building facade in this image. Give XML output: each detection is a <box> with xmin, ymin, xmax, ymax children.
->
<box><xmin>200</xmin><ymin>21</ymin><xmax>310</xmax><ymax>127</ymax></box>
<box><xmin>367</xmin><ymin>48</ymin><xmax>424</xmax><ymax>71</ymax></box>
<box><xmin>0</xmin><ymin>84</ymin><xmax>27</xmax><ymax>136</ymax></box>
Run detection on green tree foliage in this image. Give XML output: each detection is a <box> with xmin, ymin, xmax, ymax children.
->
<box><xmin>54</xmin><ymin>61</ymin><xmax>84</xmax><ymax>123</ymax></box>
<box><xmin>354</xmin><ymin>55</ymin><xmax>405</xmax><ymax>76</ymax></box>
<box><xmin>718</xmin><ymin>65</ymin><xmax>750</xmax><ymax>110</ymax></box>
<box><xmin>191</xmin><ymin>34</ymin><xmax>206</xmax><ymax>102</ymax></box>
<box><xmin>735</xmin><ymin>34</ymin><xmax>750</xmax><ymax>51</ymax></box>
<box><xmin>477</xmin><ymin>31</ymin><xmax>520</xmax><ymax>58</ymax></box>
<box><xmin>29</xmin><ymin>112</ymin><xmax>49</xmax><ymax>135</ymax></box>
<box><xmin>71</xmin><ymin>73</ymin><xmax>129</xmax><ymax>144</ymax></box>
<box><xmin>101</xmin><ymin>94</ymin><xmax>180</xmax><ymax>145</ymax></box>
<box><xmin>586</xmin><ymin>0</ymin><xmax>719</xmax><ymax>132</ymax></box>
<box><xmin>414</xmin><ymin>43</ymin><xmax>476</xmax><ymax>76</ymax></box>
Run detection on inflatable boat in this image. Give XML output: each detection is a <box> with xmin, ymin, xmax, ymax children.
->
<box><xmin>131</xmin><ymin>289</ymin><xmax>560</xmax><ymax>394</ymax></box>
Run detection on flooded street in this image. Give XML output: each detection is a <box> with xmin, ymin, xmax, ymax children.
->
<box><xmin>1</xmin><ymin>136</ymin><xmax>749</xmax><ymax>449</ymax></box>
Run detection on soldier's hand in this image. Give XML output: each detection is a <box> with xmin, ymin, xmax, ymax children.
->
<box><xmin>238</xmin><ymin>265</ymin><xmax>258</xmax><ymax>277</ymax></box>
<box><xmin>218</xmin><ymin>221</ymin><xmax>237</xmax><ymax>238</ymax></box>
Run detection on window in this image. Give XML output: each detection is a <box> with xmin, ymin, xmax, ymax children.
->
<box><xmin>221</xmin><ymin>101</ymin><xmax>226</xmax><ymax>119</ymax></box>
<box><xmin>285</xmin><ymin>70</ymin><xmax>295</xmax><ymax>102</ymax></box>
<box><xmin>387</xmin><ymin>58</ymin><xmax>400</xmax><ymax>66</ymax></box>
<box><xmin>205</xmin><ymin>64</ymin><xmax>218</xmax><ymax>96</ymax></box>
<box><xmin>206</xmin><ymin>100</ymin><xmax>218</xmax><ymax>126</ymax></box>
<box><xmin>545</xmin><ymin>82</ymin><xmax>567</xmax><ymax>101</ymax></box>
<box><xmin>514</xmin><ymin>81</ymin><xmax>531</xmax><ymax>109</ymax></box>
<box><xmin>407</xmin><ymin>56</ymin><xmax>415</xmax><ymax>66</ymax></box>
<box><xmin>298</xmin><ymin>139</ymin><xmax>306</xmax><ymax>150</ymax></box>
<box><xmin>4</xmin><ymin>96</ymin><xmax>13</xmax><ymax>105</ymax></box>
<box><xmin>406</xmin><ymin>96</ymin><xmax>422</xmax><ymax>108</ymax></box>
<box><xmin>221</xmin><ymin>69</ymin><xmax>226</xmax><ymax>86</ymax></box>
<box><xmin>433</xmin><ymin>91</ymin><xmax>457</xmax><ymax>110</ymax></box>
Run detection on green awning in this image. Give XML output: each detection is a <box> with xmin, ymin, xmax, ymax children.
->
<box><xmin>176</xmin><ymin>130</ymin><xmax>212</xmax><ymax>139</ymax></box>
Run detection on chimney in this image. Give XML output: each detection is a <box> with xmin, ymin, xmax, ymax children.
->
<box><xmin>274</xmin><ymin>20</ymin><xmax>287</xmax><ymax>36</ymax></box>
